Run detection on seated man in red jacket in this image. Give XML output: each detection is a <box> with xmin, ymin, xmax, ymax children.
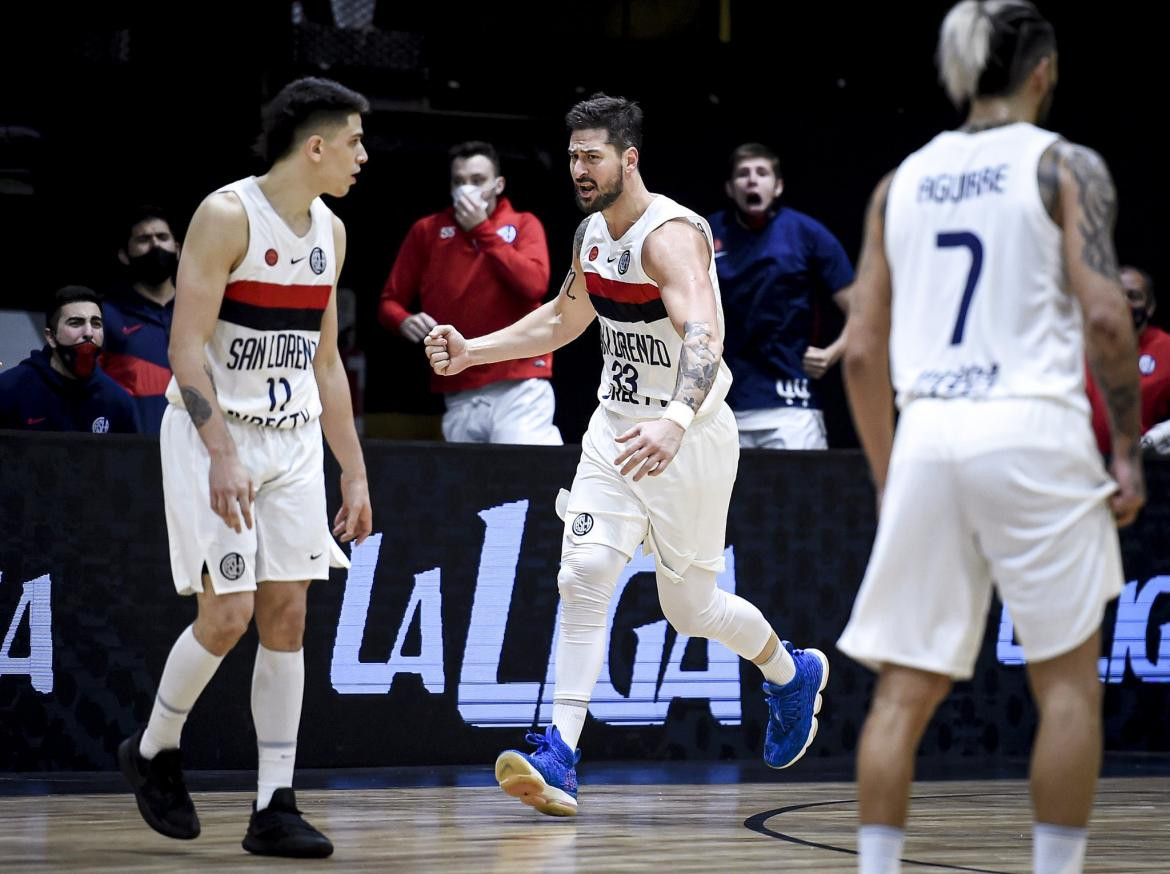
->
<box><xmin>378</xmin><ymin>141</ymin><xmax>560</xmax><ymax>444</ymax></box>
<box><xmin>1087</xmin><ymin>265</ymin><xmax>1170</xmax><ymax>456</ymax></box>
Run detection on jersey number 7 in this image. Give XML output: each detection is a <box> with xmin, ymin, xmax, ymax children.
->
<box><xmin>937</xmin><ymin>231</ymin><xmax>984</xmax><ymax>345</ymax></box>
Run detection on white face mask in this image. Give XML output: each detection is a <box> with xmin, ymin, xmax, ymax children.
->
<box><xmin>452</xmin><ymin>182</ymin><xmax>491</xmax><ymax>209</ymax></box>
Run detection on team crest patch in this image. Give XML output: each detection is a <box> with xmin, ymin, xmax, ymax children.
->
<box><xmin>571</xmin><ymin>513</ymin><xmax>594</xmax><ymax>536</ymax></box>
<box><xmin>1140</xmin><ymin>353</ymin><xmax>1156</xmax><ymax>375</ymax></box>
<box><xmin>617</xmin><ymin>250</ymin><xmax>631</xmax><ymax>275</ymax></box>
<box><xmin>440</xmin><ymin>226</ymin><xmax>456</xmax><ymax>239</ymax></box>
<box><xmin>220</xmin><ymin>552</ymin><xmax>246</xmax><ymax>581</ymax></box>
<box><xmin>496</xmin><ymin>224</ymin><xmax>517</xmax><ymax>244</ymax></box>
<box><xmin>588</xmin><ymin>245</ymin><xmax>599</xmax><ymax>262</ymax></box>
<box><xmin>264</xmin><ymin>248</ymin><xmax>279</xmax><ymax>266</ymax></box>
<box><xmin>91</xmin><ymin>417</ymin><xmax>110</xmax><ymax>433</ymax></box>
<box><xmin>309</xmin><ymin>246</ymin><xmax>327</xmax><ymax>275</ymax></box>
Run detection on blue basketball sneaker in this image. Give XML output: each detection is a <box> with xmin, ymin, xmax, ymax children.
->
<box><xmin>494</xmin><ymin>724</ymin><xmax>581</xmax><ymax>817</ymax></box>
<box><xmin>762</xmin><ymin>641</ymin><xmax>829</xmax><ymax>769</ymax></box>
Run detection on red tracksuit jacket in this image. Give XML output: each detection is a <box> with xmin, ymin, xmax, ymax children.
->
<box><xmin>378</xmin><ymin>197</ymin><xmax>553</xmax><ymax>393</ymax></box>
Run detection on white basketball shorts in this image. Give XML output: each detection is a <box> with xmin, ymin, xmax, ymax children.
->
<box><xmin>160</xmin><ymin>404</ymin><xmax>349</xmax><ymax>595</ymax></box>
<box><xmin>557</xmin><ymin>403</ymin><xmax>738</xmax><ymax>582</ymax></box>
<box><xmin>837</xmin><ymin>397</ymin><xmax>1123</xmax><ymax>679</ymax></box>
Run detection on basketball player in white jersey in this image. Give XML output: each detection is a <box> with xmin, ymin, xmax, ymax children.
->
<box><xmin>836</xmin><ymin>4</ymin><xmax>1144</xmax><ymax>872</ymax></box>
<box><xmin>425</xmin><ymin>94</ymin><xmax>829</xmax><ymax>817</ymax></box>
<box><xmin>118</xmin><ymin>77</ymin><xmax>372</xmax><ymax>858</ymax></box>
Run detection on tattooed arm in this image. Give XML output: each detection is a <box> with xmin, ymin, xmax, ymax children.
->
<box><xmin>170</xmin><ymin>192</ymin><xmax>255</xmax><ymax>533</ymax></box>
<box><xmin>1046</xmin><ymin>140</ymin><xmax>1145</xmax><ymax>525</ymax></box>
<box><xmin>425</xmin><ymin>218</ymin><xmax>596</xmax><ymax>375</ymax></box>
<box><xmin>609</xmin><ymin>219</ymin><xmax>721</xmax><ymax>481</ymax></box>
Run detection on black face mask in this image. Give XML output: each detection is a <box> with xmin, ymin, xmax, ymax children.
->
<box><xmin>128</xmin><ymin>247</ymin><xmax>178</xmax><ymax>285</ymax></box>
<box><xmin>1130</xmin><ymin>304</ymin><xmax>1150</xmax><ymax>333</ymax></box>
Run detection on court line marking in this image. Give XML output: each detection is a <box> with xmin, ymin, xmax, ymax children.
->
<box><xmin>744</xmin><ymin>792</ymin><xmax>1014</xmax><ymax>874</ymax></box>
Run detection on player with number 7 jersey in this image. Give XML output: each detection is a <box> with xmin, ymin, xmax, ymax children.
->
<box><xmin>837</xmin><ymin>4</ymin><xmax>1144</xmax><ymax>870</ymax></box>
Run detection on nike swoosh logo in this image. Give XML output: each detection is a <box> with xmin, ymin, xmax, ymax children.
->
<box><xmin>291</xmin><ymin>256</ymin><xmax>307</xmax><ymax>264</ymax></box>
<box><xmin>122</xmin><ymin>324</ymin><xmax>144</xmax><ymax>335</ymax></box>
<box><xmin>606</xmin><ymin>253</ymin><xmax>624</xmax><ymax>262</ymax></box>
<box><xmin>310</xmin><ymin>552</ymin><xmax>323</xmax><ymax>560</ymax></box>
<box><xmin>26</xmin><ymin>417</ymin><xmax>47</xmax><ymax>425</ymax></box>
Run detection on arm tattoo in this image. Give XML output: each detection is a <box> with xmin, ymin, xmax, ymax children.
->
<box><xmin>672</xmin><ymin>321</ymin><xmax>719</xmax><ymax>412</ymax></box>
<box><xmin>560</xmin><ymin>268</ymin><xmax>577</xmax><ymax>300</ymax></box>
<box><xmin>1064</xmin><ymin>144</ymin><xmax>1120</xmax><ymax>280</ymax></box>
<box><xmin>572</xmin><ymin>218</ymin><xmax>590</xmax><ymax>261</ymax></box>
<box><xmin>180</xmin><ymin>385</ymin><xmax>213</xmax><ymax>428</ymax></box>
<box><xmin>1036</xmin><ymin>144</ymin><xmax>1061</xmax><ymax>221</ymax></box>
<box><xmin>1105</xmin><ymin>380</ymin><xmax>1143</xmax><ymax>462</ymax></box>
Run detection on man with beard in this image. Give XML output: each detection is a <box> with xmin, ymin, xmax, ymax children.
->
<box><xmin>425</xmin><ymin>93</ymin><xmax>829</xmax><ymax>818</ymax></box>
<box><xmin>838</xmin><ymin>2</ymin><xmax>1143</xmax><ymax>871</ymax></box>
<box><xmin>1086</xmin><ymin>266</ymin><xmax>1170</xmax><ymax>456</ymax></box>
<box><xmin>0</xmin><ymin>285</ymin><xmax>140</xmax><ymax>432</ymax></box>
<box><xmin>708</xmin><ymin>144</ymin><xmax>853</xmax><ymax>449</ymax></box>
<box><xmin>101</xmin><ymin>207</ymin><xmax>181</xmax><ymax>433</ymax></box>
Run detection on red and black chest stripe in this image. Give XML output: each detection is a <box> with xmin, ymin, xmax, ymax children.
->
<box><xmin>220</xmin><ymin>281</ymin><xmax>331</xmax><ymax>331</ymax></box>
<box><xmin>584</xmin><ymin>273</ymin><xmax>668</xmax><ymax>323</ymax></box>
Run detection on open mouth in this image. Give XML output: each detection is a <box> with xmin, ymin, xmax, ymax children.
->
<box><xmin>745</xmin><ymin>192</ymin><xmax>762</xmax><ymax>206</ymax></box>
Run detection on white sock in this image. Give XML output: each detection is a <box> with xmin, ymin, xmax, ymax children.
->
<box><xmin>552</xmin><ymin>699</ymin><xmax>588</xmax><ymax>750</ymax></box>
<box><xmin>1033</xmin><ymin>823</ymin><xmax>1087</xmax><ymax>874</ymax></box>
<box><xmin>140</xmin><ymin>626</ymin><xmax>224</xmax><ymax>759</ymax></box>
<box><xmin>858</xmin><ymin>825</ymin><xmax>904</xmax><ymax>874</ymax></box>
<box><xmin>758</xmin><ymin>641</ymin><xmax>796</xmax><ymax>686</ymax></box>
<box><xmin>251</xmin><ymin>645</ymin><xmax>304</xmax><ymax>811</ymax></box>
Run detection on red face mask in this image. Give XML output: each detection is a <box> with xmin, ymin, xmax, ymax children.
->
<box><xmin>56</xmin><ymin>338</ymin><xmax>100</xmax><ymax>380</ymax></box>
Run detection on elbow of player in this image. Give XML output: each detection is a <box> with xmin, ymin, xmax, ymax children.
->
<box><xmin>843</xmin><ymin>341</ymin><xmax>877</xmax><ymax>376</ymax></box>
<box><xmin>1083</xmin><ymin>307</ymin><xmax>1133</xmax><ymax>349</ymax></box>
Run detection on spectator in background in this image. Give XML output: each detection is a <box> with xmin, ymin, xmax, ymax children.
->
<box><xmin>0</xmin><ymin>285</ymin><xmax>140</xmax><ymax>433</ymax></box>
<box><xmin>1088</xmin><ymin>266</ymin><xmax>1170</xmax><ymax>455</ymax></box>
<box><xmin>378</xmin><ymin>140</ymin><xmax>559</xmax><ymax>444</ymax></box>
<box><xmin>101</xmin><ymin>206</ymin><xmax>179</xmax><ymax>433</ymax></box>
<box><xmin>707</xmin><ymin>143</ymin><xmax>853</xmax><ymax>449</ymax></box>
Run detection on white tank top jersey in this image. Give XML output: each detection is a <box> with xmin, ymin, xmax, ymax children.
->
<box><xmin>884</xmin><ymin>122</ymin><xmax>1086</xmax><ymax>413</ymax></box>
<box><xmin>580</xmin><ymin>194</ymin><xmax>733</xmax><ymax>420</ymax></box>
<box><xmin>165</xmin><ymin>177</ymin><xmax>336</xmax><ymax>428</ymax></box>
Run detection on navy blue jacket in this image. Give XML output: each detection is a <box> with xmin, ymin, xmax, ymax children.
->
<box><xmin>100</xmin><ymin>286</ymin><xmax>174</xmax><ymax>434</ymax></box>
<box><xmin>708</xmin><ymin>206</ymin><xmax>854</xmax><ymax>412</ymax></box>
<box><xmin>0</xmin><ymin>347</ymin><xmax>142</xmax><ymax>433</ymax></box>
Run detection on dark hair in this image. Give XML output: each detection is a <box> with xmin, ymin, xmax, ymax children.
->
<box><xmin>977</xmin><ymin>1</ymin><xmax>1056</xmax><ymax>98</ymax></box>
<box><xmin>728</xmin><ymin>143</ymin><xmax>782</xmax><ymax>180</ymax></box>
<box><xmin>565</xmin><ymin>93</ymin><xmax>643</xmax><ymax>152</ymax></box>
<box><xmin>448</xmin><ymin>141</ymin><xmax>500</xmax><ymax>176</ymax></box>
<box><xmin>121</xmin><ymin>205</ymin><xmax>176</xmax><ymax>249</ymax></box>
<box><xmin>46</xmin><ymin>285</ymin><xmax>102</xmax><ymax>332</ymax></box>
<box><xmin>1122</xmin><ymin>265</ymin><xmax>1156</xmax><ymax>306</ymax></box>
<box><xmin>256</xmin><ymin>77</ymin><xmax>370</xmax><ymax>164</ymax></box>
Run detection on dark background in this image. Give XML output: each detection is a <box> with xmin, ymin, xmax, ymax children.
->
<box><xmin>2</xmin><ymin>1</ymin><xmax>1165</xmax><ymax>443</ymax></box>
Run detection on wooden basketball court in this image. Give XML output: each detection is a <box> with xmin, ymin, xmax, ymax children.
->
<box><xmin>1</xmin><ymin>775</ymin><xmax>1165</xmax><ymax>871</ymax></box>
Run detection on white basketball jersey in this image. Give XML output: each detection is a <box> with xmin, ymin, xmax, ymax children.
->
<box><xmin>581</xmin><ymin>194</ymin><xmax>732</xmax><ymax>420</ymax></box>
<box><xmin>884</xmin><ymin>123</ymin><xmax>1086</xmax><ymax>412</ymax></box>
<box><xmin>165</xmin><ymin>177</ymin><xmax>336</xmax><ymax>428</ymax></box>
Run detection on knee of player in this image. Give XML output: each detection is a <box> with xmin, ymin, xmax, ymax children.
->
<box><xmin>659</xmin><ymin>594</ymin><xmax>712</xmax><ymax>638</ymax></box>
<box><xmin>873</xmin><ymin>668</ymin><xmax>952</xmax><ymax>716</ymax></box>
<box><xmin>557</xmin><ymin>543</ymin><xmax>623</xmax><ymax>606</ymax></box>
<box><xmin>197</xmin><ymin>606</ymin><xmax>253</xmax><ymax>651</ymax></box>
